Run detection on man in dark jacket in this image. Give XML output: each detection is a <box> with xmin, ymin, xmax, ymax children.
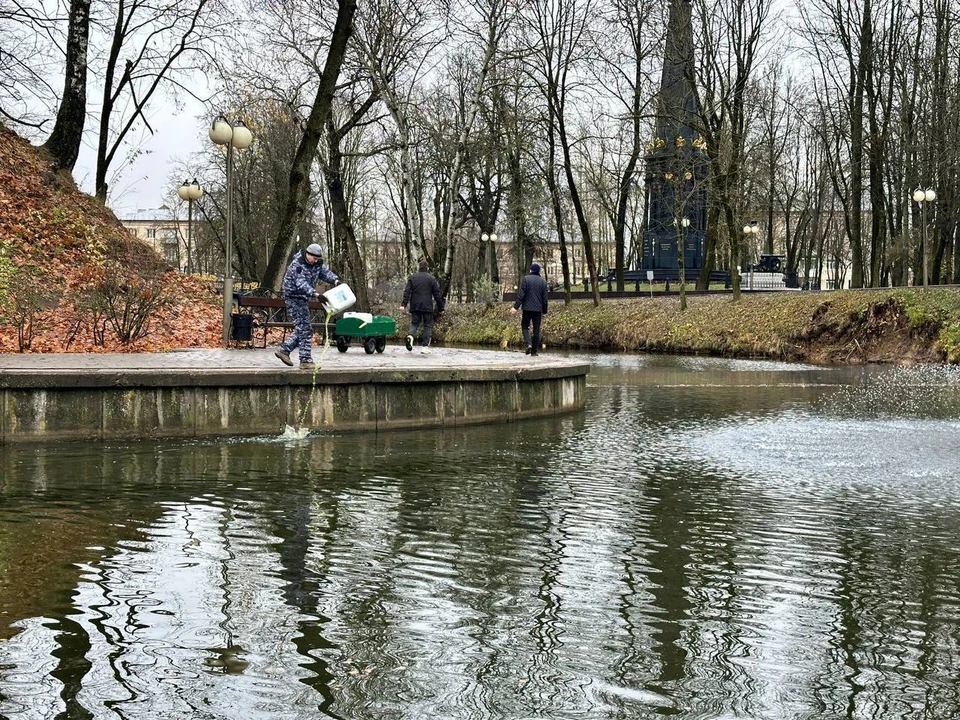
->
<box><xmin>510</xmin><ymin>263</ymin><xmax>548</xmax><ymax>356</ymax></box>
<box><xmin>275</xmin><ymin>243</ymin><xmax>339</xmax><ymax>369</ymax></box>
<box><xmin>401</xmin><ymin>261</ymin><xmax>444</xmax><ymax>354</ymax></box>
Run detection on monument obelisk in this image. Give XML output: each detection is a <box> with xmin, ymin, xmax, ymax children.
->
<box><xmin>641</xmin><ymin>0</ymin><xmax>709</xmax><ymax>279</ymax></box>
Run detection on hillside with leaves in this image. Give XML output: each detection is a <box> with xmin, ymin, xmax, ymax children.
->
<box><xmin>0</xmin><ymin>126</ymin><xmax>222</xmax><ymax>353</ymax></box>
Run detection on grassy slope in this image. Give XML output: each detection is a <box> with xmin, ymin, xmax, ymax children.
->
<box><xmin>436</xmin><ymin>289</ymin><xmax>960</xmax><ymax>364</ymax></box>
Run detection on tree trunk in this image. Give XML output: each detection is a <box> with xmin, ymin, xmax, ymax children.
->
<box><xmin>697</xmin><ymin>200</ymin><xmax>721</xmax><ymax>291</ymax></box>
<box><xmin>42</xmin><ymin>0</ymin><xmax>91</xmax><ymax>173</ymax></box>
<box><xmin>552</xmin><ymin>91</ymin><xmax>598</xmax><ymax>305</ymax></box>
<box><xmin>613</xmin><ymin>28</ymin><xmax>647</xmax><ymax>293</ymax></box>
<box><xmin>847</xmin><ymin>0</ymin><xmax>871</xmax><ymax>288</ymax></box>
<box><xmin>262</xmin><ymin>0</ymin><xmax>357</xmax><ymax>292</ymax></box>
<box><xmin>324</xmin><ymin>120</ymin><xmax>370</xmax><ymax>311</ymax></box>
<box><xmin>439</xmin><ymin>41</ymin><xmax>498</xmax><ymax>299</ymax></box>
<box><xmin>94</xmin><ymin>0</ymin><xmax>127</xmax><ymax>202</ymax></box>
<box><xmin>545</xmin><ymin>120</ymin><xmax>571</xmax><ymax>304</ymax></box>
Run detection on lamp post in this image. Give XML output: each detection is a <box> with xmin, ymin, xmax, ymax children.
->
<box><xmin>177</xmin><ymin>178</ymin><xmax>202</xmax><ymax>274</ymax></box>
<box><xmin>481</xmin><ymin>232</ymin><xmax>497</xmax><ymax>281</ymax></box>
<box><xmin>209</xmin><ymin>116</ymin><xmax>253</xmax><ymax>344</ymax></box>
<box><xmin>743</xmin><ymin>221</ymin><xmax>759</xmax><ymax>290</ymax></box>
<box><xmin>912</xmin><ymin>187</ymin><xmax>936</xmax><ymax>286</ymax></box>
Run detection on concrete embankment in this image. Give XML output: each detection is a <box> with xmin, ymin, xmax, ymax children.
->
<box><xmin>0</xmin><ymin>347</ymin><xmax>588</xmax><ymax>444</ymax></box>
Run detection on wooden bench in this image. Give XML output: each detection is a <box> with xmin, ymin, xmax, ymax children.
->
<box><xmin>235</xmin><ymin>295</ymin><xmax>334</xmax><ymax>348</ymax></box>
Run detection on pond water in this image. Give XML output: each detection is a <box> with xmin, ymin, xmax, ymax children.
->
<box><xmin>2</xmin><ymin>353</ymin><xmax>960</xmax><ymax>719</ymax></box>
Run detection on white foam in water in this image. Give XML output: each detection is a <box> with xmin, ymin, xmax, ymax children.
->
<box><xmin>684</xmin><ymin>413</ymin><xmax>960</xmax><ymax>487</ymax></box>
<box><xmin>281</xmin><ymin>424</ymin><xmax>310</xmax><ymax>440</ymax></box>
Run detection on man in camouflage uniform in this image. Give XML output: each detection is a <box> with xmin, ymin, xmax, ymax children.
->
<box><xmin>275</xmin><ymin>243</ymin><xmax>339</xmax><ymax>369</ymax></box>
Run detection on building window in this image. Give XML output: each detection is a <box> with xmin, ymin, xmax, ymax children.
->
<box><xmin>147</xmin><ymin>229</ymin><xmax>156</xmax><ymax>239</ymax></box>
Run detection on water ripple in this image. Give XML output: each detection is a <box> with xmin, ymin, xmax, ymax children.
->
<box><xmin>3</xmin><ymin>356</ymin><xmax>960</xmax><ymax>718</ymax></box>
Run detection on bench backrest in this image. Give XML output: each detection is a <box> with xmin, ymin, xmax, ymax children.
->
<box><xmin>237</xmin><ymin>296</ymin><xmax>325</xmax><ymax>310</ymax></box>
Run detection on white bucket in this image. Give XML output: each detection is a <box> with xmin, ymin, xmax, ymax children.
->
<box><xmin>320</xmin><ymin>283</ymin><xmax>356</xmax><ymax>313</ymax></box>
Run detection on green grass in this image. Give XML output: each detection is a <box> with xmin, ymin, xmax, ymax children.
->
<box><xmin>430</xmin><ymin>288</ymin><xmax>960</xmax><ymax>364</ymax></box>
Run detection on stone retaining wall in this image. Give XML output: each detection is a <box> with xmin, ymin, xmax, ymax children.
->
<box><xmin>0</xmin><ymin>365</ymin><xmax>587</xmax><ymax>443</ymax></box>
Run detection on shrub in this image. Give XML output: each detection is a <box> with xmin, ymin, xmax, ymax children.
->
<box><xmin>93</xmin><ymin>268</ymin><xmax>171</xmax><ymax>344</ymax></box>
<box><xmin>0</xmin><ymin>264</ymin><xmax>59</xmax><ymax>351</ymax></box>
<box><xmin>472</xmin><ymin>274</ymin><xmax>500</xmax><ymax>309</ymax></box>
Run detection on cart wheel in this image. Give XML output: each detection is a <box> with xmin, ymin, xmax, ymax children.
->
<box><xmin>363</xmin><ymin>337</ymin><xmax>376</xmax><ymax>354</ymax></box>
<box><xmin>374</xmin><ymin>336</ymin><xmax>386</xmax><ymax>353</ymax></box>
<box><xmin>336</xmin><ymin>335</ymin><xmax>349</xmax><ymax>353</ymax></box>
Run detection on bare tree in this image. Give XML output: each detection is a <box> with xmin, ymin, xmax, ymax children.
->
<box><xmin>497</xmin><ymin>59</ymin><xmax>547</xmax><ymax>294</ymax></box>
<box><xmin>925</xmin><ymin>0</ymin><xmax>960</xmax><ymax>285</ymax></box>
<box><xmin>522</xmin><ymin>0</ymin><xmax>603</xmax><ymax>305</ymax></box>
<box><xmin>353</xmin><ymin>0</ymin><xmax>444</xmax><ymax>272</ymax></box>
<box><xmin>0</xmin><ymin>0</ymin><xmax>60</xmax><ymax>131</ymax></box>
<box><xmin>592</xmin><ymin>0</ymin><xmax>662</xmax><ymax>291</ymax></box>
<box><xmin>262</xmin><ymin>0</ymin><xmax>358</xmax><ymax>292</ymax></box>
<box><xmin>92</xmin><ymin>0</ymin><xmax>222</xmax><ymax>201</ymax></box>
<box><xmin>692</xmin><ymin>0</ymin><xmax>774</xmax><ymax>300</ymax></box>
<box><xmin>799</xmin><ymin>0</ymin><xmax>876</xmax><ymax>288</ymax></box>
<box><xmin>323</xmin><ymin>92</ymin><xmax>381</xmax><ymax>310</ymax></box>
<box><xmin>41</xmin><ymin>0</ymin><xmax>91</xmax><ymax>171</ymax></box>
<box><xmin>436</xmin><ymin>0</ymin><xmax>517</xmax><ymax>297</ymax></box>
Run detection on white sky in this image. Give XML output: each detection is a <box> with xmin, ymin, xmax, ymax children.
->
<box><xmin>10</xmin><ymin>0</ymin><xmax>216</xmax><ymax>217</ymax></box>
<box><xmin>70</xmin><ymin>93</ymin><xmax>209</xmax><ymax>217</ymax></box>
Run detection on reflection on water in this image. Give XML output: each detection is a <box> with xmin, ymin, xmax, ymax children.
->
<box><xmin>2</xmin><ymin>353</ymin><xmax>960</xmax><ymax>719</ymax></box>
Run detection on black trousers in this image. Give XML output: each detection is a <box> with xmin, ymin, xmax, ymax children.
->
<box><xmin>409</xmin><ymin>310</ymin><xmax>434</xmax><ymax>347</ymax></box>
<box><xmin>521</xmin><ymin>311</ymin><xmax>542</xmax><ymax>354</ymax></box>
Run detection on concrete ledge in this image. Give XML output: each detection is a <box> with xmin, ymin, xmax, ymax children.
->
<box><xmin>0</xmin><ymin>348</ymin><xmax>588</xmax><ymax>443</ymax></box>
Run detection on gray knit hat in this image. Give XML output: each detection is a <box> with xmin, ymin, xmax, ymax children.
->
<box><xmin>305</xmin><ymin>243</ymin><xmax>323</xmax><ymax>258</ymax></box>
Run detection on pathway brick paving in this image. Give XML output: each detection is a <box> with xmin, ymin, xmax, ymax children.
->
<box><xmin>0</xmin><ymin>345</ymin><xmax>574</xmax><ymax>373</ymax></box>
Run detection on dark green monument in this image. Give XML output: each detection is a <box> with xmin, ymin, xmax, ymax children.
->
<box><xmin>641</xmin><ymin>0</ymin><xmax>710</xmax><ymax>279</ymax></box>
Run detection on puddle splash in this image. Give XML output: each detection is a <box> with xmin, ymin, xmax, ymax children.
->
<box><xmin>280</xmin><ymin>424</ymin><xmax>310</xmax><ymax>440</ymax></box>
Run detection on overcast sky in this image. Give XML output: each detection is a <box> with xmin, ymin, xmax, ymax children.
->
<box><xmin>69</xmin><ymin>92</ymin><xmax>209</xmax><ymax>218</ymax></box>
<box><xmin>8</xmin><ymin>0</ymin><xmax>219</xmax><ymax>219</ymax></box>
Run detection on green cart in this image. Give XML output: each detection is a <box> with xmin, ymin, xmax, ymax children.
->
<box><xmin>334</xmin><ymin>314</ymin><xmax>397</xmax><ymax>354</ymax></box>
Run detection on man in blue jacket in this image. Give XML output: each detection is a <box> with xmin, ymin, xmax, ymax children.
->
<box><xmin>510</xmin><ymin>263</ymin><xmax>548</xmax><ymax>356</ymax></box>
<box><xmin>275</xmin><ymin>243</ymin><xmax>339</xmax><ymax>369</ymax></box>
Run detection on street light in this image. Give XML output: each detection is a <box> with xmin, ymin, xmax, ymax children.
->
<box><xmin>209</xmin><ymin>115</ymin><xmax>253</xmax><ymax>344</ymax></box>
<box><xmin>177</xmin><ymin>178</ymin><xmax>202</xmax><ymax>274</ymax></box>
<box><xmin>481</xmin><ymin>231</ymin><xmax>497</xmax><ymax>281</ymax></box>
<box><xmin>912</xmin><ymin>187</ymin><xmax>936</xmax><ymax>287</ymax></box>
<box><xmin>743</xmin><ymin>221</ymin><xmax>759</xmax><ymax>290</ymax></box>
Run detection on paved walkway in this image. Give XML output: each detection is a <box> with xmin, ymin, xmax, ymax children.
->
<box><xmin>0</xmin><ymin>345</ymin><xmax>568</xmax><ymax>372</ymax></box>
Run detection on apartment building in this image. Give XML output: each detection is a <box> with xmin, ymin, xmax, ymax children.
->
<box><xmin>117</xmin><ymin>207</ymin><xmax>185</xmax><ymax>269</ymax></box>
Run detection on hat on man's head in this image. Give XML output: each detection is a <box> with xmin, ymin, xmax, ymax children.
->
<box><xmin>530</xmin><ymin>263</ymin><xmax>541</xmax><ymax>274</ymax></box>
<box><xmin>305</xmin><ymin>243</ymin><xmax>323</xmax><ymax>258</ymax></box>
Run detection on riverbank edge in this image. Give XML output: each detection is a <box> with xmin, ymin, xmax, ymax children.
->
<box><xmin>0</xmin><ymin>359</ymin><xmax>589</xmax><ymax>444</ymax></box>
<box><xmin>433</xmin><ymin>288</ymin><xmax>960</xmax><ymax>365</ymax></box>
